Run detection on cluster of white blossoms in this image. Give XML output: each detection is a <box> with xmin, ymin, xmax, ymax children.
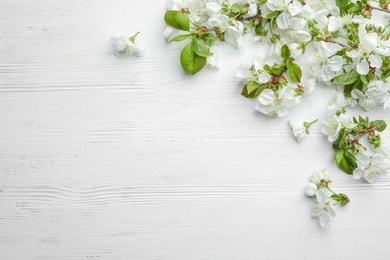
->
<box><xmin>305</xmin><ymin>169</ymin><xmax>349</xmax><ymax>228</ymax></box>
<box><xmin>322</xmin><ymin>97</ymin><xmax>390</xmax><ymax>182</ymax></box>
<box><xmin>161</xmin><ymin>0</ymin><xmax>390</xmax><ymax>228</ymax></box>
<box><xmin>233</xmin><ymin>0</ymin><xmax>390</xmax><ymax>117</ymax></box>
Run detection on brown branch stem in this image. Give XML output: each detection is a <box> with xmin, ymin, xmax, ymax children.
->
<box><xmin>370</xmin><ymin>5</ymin><xmax>390</xmax><ymax>14</ymax></box>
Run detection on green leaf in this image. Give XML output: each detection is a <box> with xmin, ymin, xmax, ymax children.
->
<box><xmin>262</xmin><ymin>11</ymin><xmax>281</xmax><ymax>19</ymax></box>
<box><xmin>281</xmin><ymin>45</ymin><xmax>290</xmax><ymax>59</ymax></box>
<box><xmin>201</xmin><ymin>33</ymin><xmax>217</xmax><ymax>45</ymax></box>
<box><xmin>334</xmin><ymin>127</ymin><xmax>348</xmax><ymax>149</ymax></box>
<box><xmin>191</xmin><ymin>38</ymin><xmax>211</xmax><ymax>57</ymax></box>
<box><xmin>344</xmin><ymin>78</ymin><xmax>363</xmax><ymax>98</ymax></box>
<box><xmin>287</xmin><ymin>63</ymin><xmax>302</xmax><ymax>83</ymax></box>
<box><xmin>164</xmin><ymin>10</ymin><xmax>190</xmax><ymax>31</ymax></box>
<box><xmin>372</xmin><ymin>120</ymin><xmax>387</xmax><ymax>132</ymax></box>
<box><xmin>170</xmin><ymin>34</ymin><xmax>192</xmax><ymax>42</ymax></box>
<box><xmin>334</xmin><ymin>149</ymin><xmax>357</xmax><ymax>175</ymax></box>
<box><xmin>334</xmin><ymin>71</ymin><xmax>360</xmax><ymax>85</ymax></box>
<box><xmin>271</xmin><ymin>63</ymin><xmax>285</xmax><ymax>75</ymax></box>
<box><xmin>231</xmin><ymin>2</ymin><xmax>246</xmax><ymax>13</ymax></box>
<box><xmin>241</xmin><ymin>82</ymin><xmax>266</xmax><ymax>98</ymax></box>
<box><xmin>379</xmin><ymin>0</ymin><xmax>390</xmax><ymax>8</ymax></box>
<box><xmin>360</xmin><ymin>75</ymin><xmax>368</xmax><ymax>85</ymax></box>
<box><xmin>336</xmin><ymin>0</ymin><xmax>349</xmax><ymax>13</ymax></box>
<box><xmin>255</xmin><ymin>23</ymin><xmax>264</xmax><ymax>36</ymax></box>
<box><xmin>180</xmin><ymin>43</ymin><xmax>206</xmax><ymax>75</ymax></box>
<box><xmin>263</xmin><ymin>64</ymin><xmax>271</xmax><ymax>74</ymax></box>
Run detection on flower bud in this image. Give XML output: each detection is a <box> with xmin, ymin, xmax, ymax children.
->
<box><xmin>332</xmin><ymin>193</ymin><xmax>350</xmax><ymax>206</ymax></box>
<box><xmin>320</xmin><ymin>179</ymin><xmax>330</xmax><ymax>188</ymax></box>
<box><xmin>365</xmin><ymin>24</ymin><xmax>374</xmax><ymax>32</ymax></box>
<box><xmin>376</xmin><ymin>25</ymin><xmax>384</xmax><ymax>34</ymax></box>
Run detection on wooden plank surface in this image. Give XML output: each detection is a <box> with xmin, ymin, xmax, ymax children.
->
<box><xmin>1</xmin><ymin>1</ymin><xmax>390</xmax><ymax>259</ymax></box>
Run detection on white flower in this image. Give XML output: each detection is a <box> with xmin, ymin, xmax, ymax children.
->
<box><xmin>311</xmin><ymin>189</ymin><xmax>336</xmax><ymax>228</ymax></box>
<box><xmin>328</xmin><ymin>14</ymin><xmax>366</xmax><ymax>33</ymax></box>
<box><xmin>309</xmin><ymin>42</ymin><xmax>344</xmax><ymax>82</ymax></box>
<box><xmin>111</xmin><ymin>34</ymin><xmax>142</xmax><ymax>58</ymax></box>
<box><xmin>321</xmin><ymin>114</ymin><xmax>342</xmax><ymax>142</ymax></box>
<box><xmin>225</xmin><ymin>20</ymin><xmax>244</xmax><ymax>49</ymax></box>
<box><xmin>351</xmin><ymin>80</ymin><xmax>386</xmax><ymax>110</ymax></box>
<box><xmin>236</xmin><ymin>60</ymin><xmax>271</xmax><ymax>84</ymax></box>
<box><xmin>244</xmin><ymin>3</ymin><xmax>258</xmax><ymax>18</ymax></box>
<box><xmin>289</xmin><ymin>119</ymin><xmax>317</xmax><ymax>142</ymax></box>
<box><xmin>305</xmin><ymin>0</ymin><xmax>339</xmax><ymax>15</ymax></box>
<box><xmin>310</xmin><ymin>168</ymin><xmax>331</xmax><ymax>186</ymax></box>
<box><xmin>322</xmin><ymin>114</ymin><xmax>355</xmax><ymax>142</ymax></box>
<box><xmin>327</xmin><ymin>92</ymin><xmax>347</xmax><ymax>115</ymax></box>
<box><xmin>353</xmin><ymin>153</ymin><xmax>390</xmax><ymax>182</ymax></box>
<box><xmin>266</xmin><ymin>0</ymin><xmax>290</xmax><ymax>12</ymax></box>
<box><xmin>289</xmin><ymin>120</ymin><xmax>308</xmax><ymax>142</ymax></box>
<box><xmin>346</xmin><ymin>31</ymin><xmax>382</xmax><ymax>75</ymax></box>
<box><xmin>288</xmin><ymin>0</ymin><xmax>303</xmax><ymax>16</ymax></box>
<box><xmin>207</xmin><ymin>14</ymin><xmax>229</xmax><ymax>32</ymax></box>
<box><xmin>300</xmin><ymin>78</ymin><xmax>316</xmax><ymax>96</ymax></box>
<box><xmin>351</xmin><ymin>89</ymin><xmax>376</xmax><ymax>110</ymax></box>
<box><xmin>276</xmin><ymin>12</ymin><xmax>292</xmax><ymax>30</ymax></box>
<box><xmin>256</xmin><ymin>88</ymin><xmax>301</xmax><ymax>117</ymax></box>
<box><xmin>206</xmin><ymin>47</ymin><xmax>219</xmax><ymax>71</ymax></box>
<box><xmin>305</xmin><ymin>182</ymin><xmax>318</xmax><ymax>197</ymax></box>
<box><xmin>205</xmin><ymin>2</ymin><xmax>221</xmax><ymax>15</ymax></box>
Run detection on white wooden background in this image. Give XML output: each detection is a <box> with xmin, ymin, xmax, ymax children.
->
<box><xmin>1</xmin><ymin>1</ymin><xmax>390</xmax><ymax>259</ymax></box>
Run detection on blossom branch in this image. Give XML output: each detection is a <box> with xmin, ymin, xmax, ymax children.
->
<box><xmin>350</xmin><ymin>125</ymin><xmax>379</xmax><ymax>143</ymax></box>
<box><xmin>327</xmin><ymin>39</ymin><xmax>353</xmax><ymax>50</ymax></box>
<box><xmin>370</xmin><ymin>5</ymin><xmax>390</xmax><ymax>14</ymax></box>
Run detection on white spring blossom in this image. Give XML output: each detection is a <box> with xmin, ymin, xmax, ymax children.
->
<box><xmin>353</xmin><ymin>153</ymin><xmax>390</xmax><ymax>182</ymax></box>
<box><xmin>237</xmin><ymin>60</ymin><xmax>271</xmax><ymax>84</ymax></box>
<box><xmin>304</xmin><ymin>169</ymin><xmax>330</xmax><ymax>196</ymax></box>
<box><xmin>351</xmin><ymin>80</ymin><xmax>390</xmax><ymax>110</ymax></box>
<box><xmin>288</xmin><ymin>119</ymin><xmax>318</xmax><ymax>142</ymax></box>
<box><xmin>224</xmin><ymin>20</ymin><xmax>245</xmax><ymax>49</ymax></box>
<box><xmin>111</xmin><ymin>34</ymin><xmax>142</xmax><ymax>58</ymax></box>
<box><xmin>310</xmin><ymin>168</ymin><xmax>331</xmax><ymax>186</ymax></box>
<box><xmin>311</xmin><ymin>189</ymin><xmax>336</xmax><ymax>228</ymax></box>
<box><xmin>326</xmin><ymin>92</ymin><xmax>348</xmax><ymax>115</ymax></box>
<box><xmin>256</xmin><ymin>88</ymin><xmax>301</xmax><ymax>118</ymax></box>
<box><xmin>309</xmin><ymin>42</ymin><xmax>344</xmax><ymax>82</ymax></box>
<box><xmin>321</xmin><ymin>113</ymin><xmax>355</xmax><ymax>142</ymax></box>
<box><xmin>346</xmin><ymin>30</ymin><xmax>383</xmax><ymax>75</ymax></box>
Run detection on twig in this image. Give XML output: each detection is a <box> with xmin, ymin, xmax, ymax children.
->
<box><xmin>370</xmin><ymin>5</ymin><xmax>390</xmax><ymax>14</ymax></box>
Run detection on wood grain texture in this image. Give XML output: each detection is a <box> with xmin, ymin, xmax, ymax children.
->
<box><xmin>1</xmin><ymin>0</ymin><xmax>390</xmax><ymax>259</ymax></box>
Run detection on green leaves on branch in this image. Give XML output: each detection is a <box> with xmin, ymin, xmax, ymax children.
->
<box><xmin>180</xmin><ymin>42</ymin><xmax>207</xmax><ymax>75</ymax></box>
<box><xmin>335</xmin><ymin>0</ymin><xmax>349</xmax><ymax>13</ymax></box>
<box><xmin>372</xmin><ymin>120</ymin><xmax>387</xmax><ymax>132</ymax></box>
<box><xmin>287</xmin><ymin>63</ymin><xmax>302</xmax><ymax>83</ymax></box>
<box><xmin>334</xmin><ymin>71</ymin><xmax>360</xmax><ymax>85</ymax></box>
<box><xmin>332</xmin><ymin>116</ymin><xmax>388</xmax><ymax>175</ymax></box>
<box><xmin>164</xmin><ymin>10</ymin><xmax>213</xmax><ymax>75</ymax></box>
<box><xmin>334</xmin><ymin>149</ymin><xmax>357</xmax><ymax>175</ymax></box>
<box><xmin>379</xmin><ymin>0</ymin><xmax>390</xmax><ymax>8</ymax></box>
<box><xmin>231</xmin><ymin>2</ymin><xmax>248</xmax><ymax>14</ymax></box>
<box><xmin>241</xmin><ymin>81</ymin><xmax>266</xmax><ymax>98</ymax></box>
<box><xmin>191</xmin><ymin>38</ymin><xmax>211</xmax><ymax>57</ymax></box>
<box><xmin>170</xmin><ymin>34</ymin><xmax>192</xmax><ymax>42</ymax></box>
<box><xmin>164</xmin><ymin>10</ymin><xmax>190</xmax><ymax>31</ymax></box>
<box><xmin>179</xmin><ymin>38</ymin><xmax>211</xmax><ymax>74</ymax></box>
<box><xmin>281</xmin><ymin>45</ymin><xmax>291</xmax><ymax>59</ymax></box>
<box><xmin>334</xmin><ymin>71</ymin><xmax>362</xmax><ymax>97</ymax></box>
<box><xmin>262</xmin><ymin>10</ymin><xmax>281</xmax><ymax>19</ymax></box>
